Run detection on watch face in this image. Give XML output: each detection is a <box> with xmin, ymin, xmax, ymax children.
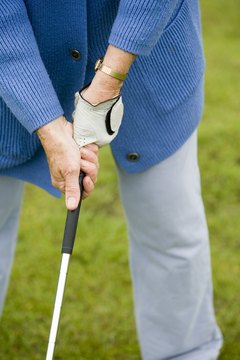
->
<box><xmin>94</xmin><ymin>57</ymin><xmax>103</xmax><ymax>72</ymax></box>
<box><xmin>94</xmin><ymin>59</ymin><xmax>100</xmax><ymax>71</ymax></box>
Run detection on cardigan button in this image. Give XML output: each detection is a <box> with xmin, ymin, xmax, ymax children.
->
<box><xmin>127</xmin><ymin>152</ymin><xmax>140</xmax><ymax>162</ymax></box>
<box><xmin>70</xmin><ymin>49</ymin><xmax>81</xmax><ymax>60</ymax></box>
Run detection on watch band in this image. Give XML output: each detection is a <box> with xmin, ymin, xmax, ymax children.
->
<box><xmin>95</xmin><ymin>57</ymin><xmax>127</xmax><ymax>81</ymax></box>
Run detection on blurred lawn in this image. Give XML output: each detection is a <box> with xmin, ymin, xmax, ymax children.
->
<box><xmin>0</xmin><ymin>0</ymin><xmax>240</xmax><ymax>359</ymax></box>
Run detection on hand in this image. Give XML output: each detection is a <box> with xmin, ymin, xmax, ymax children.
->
<box><xmin>72</xmin><ymin>44</ymin><xmax>136</xmax><ymax>148</ymax></box>
<box><xmin>73</xmin><ymin>90</ymin><xmax>123</xmax><ymax>148</ymax></box>
<box><xmin>37</xmin><ymin>116</ymin><xmax>99</xmax><ymax>210</ymax></box>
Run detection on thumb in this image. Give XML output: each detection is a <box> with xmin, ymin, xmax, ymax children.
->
<box><xmin>65</xmin><ymin>171</ymin><xmax>80</xmax><ymax>210</ymax></box>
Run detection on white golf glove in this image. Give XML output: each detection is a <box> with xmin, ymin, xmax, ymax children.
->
<box><xmin>73</xmin><ymin>88</ymin><xmax>124</xmax><ymax>148</ymax></box>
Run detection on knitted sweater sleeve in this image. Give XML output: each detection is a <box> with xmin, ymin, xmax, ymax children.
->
<box><xmin>108</xmin><ymin>0</ymin><xmax>180</xmax><ymax>56</ymax></box>
<box><xmin>0</xmin><ymin>1</ymin><xmax>64</xmax><ymax>134</ymax></box>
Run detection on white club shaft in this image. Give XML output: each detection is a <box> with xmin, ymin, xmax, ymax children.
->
<box><xmin>46</xmin><ymin>253</ymin><xmax>70</xmax><ymax>360</ymax></box>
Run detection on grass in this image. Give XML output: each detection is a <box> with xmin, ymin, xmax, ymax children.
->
<box><xmin>199</xmin><ymin>1</ymin><xmax>240</xmax><ymax>358</ymax></box>
<box><xmin>0</xmin><ymin>0</ymin><xmax>240</xmax><ymax>358</ymax></box>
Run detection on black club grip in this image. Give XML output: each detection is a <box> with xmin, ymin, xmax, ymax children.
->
<box><xmin>61</xmin><ymin>172</ymin><xmax>85</xmax><ymax>254</ymax></box>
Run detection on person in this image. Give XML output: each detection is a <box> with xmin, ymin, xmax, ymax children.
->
<box><xmin>0</xmin><ymin>1</ymin><xmax>223</xmax><ymax>359</ymax></box>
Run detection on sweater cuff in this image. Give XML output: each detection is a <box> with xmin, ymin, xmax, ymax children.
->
<box><xmin>0</xmin><ymin>0</ymin><xmax>64</xmax><ymax>134</ymax></box>
<box><xmin>0</xmin><ymin>46</ymin><xmax>65</xmax><ymax>134</ymax></box>
<box><xmin>14</xmin><ymin>84</ymin><xmax>65</xmax><ymax>134</ymax></box>
<box><xmin>109</xmin><ymin>33</ymin><xmax>153</xmax><ymax>56</ymax></box>
<box><xmin>108</xmin><ymin>0</ymin><xmax>180</xmax><ymax>56</ymax></box>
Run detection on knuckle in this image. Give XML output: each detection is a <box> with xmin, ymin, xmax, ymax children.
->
<box><xmin>81</xmin><ymin>160</ymin><xmax>98</xmax><ymax>180</ymax></box>
<box><xmin>82</xmin><ymin>149</ymin><xmax>98</xmax><ymax>164</ymax></box>
<box><xmin>66</xmin><ymin>185</ymin><xmax>79</xmax><ymax>192</ymax></box>
<box><xmin>52</xmin><ymin>179</ymin><xmax>65</xmax><ymax>193</ymax></box>
<box><xmin>66</xmin><ymin>165</ymin><xmax>75</xmax><ymax>174</ymax></box>
<box><xmin>83</xmin><ymin>194</ymin><xmax>89</xmax><ymax>200</ymax></box>
<box><xmin>84</xmin><ymin>177</ymin><xmax>94</xmax><ymax>191</ymax></box>
<box><xmin>93</xmin><ymin>153</ymin><xmax>99</xmax><ymax>164</ymax></box>
<box><xmin>86</xmin><ymin>144</ymin><xmax>99</xmax><ymax>154</ymax></box>
<box><xmin>88</xmin><ymin>179</ymin><xmax>94</xmax><ymax>190</ymax></box>
<box><xmin>88</xmin><ymin>168</ymin><xmax>96</xmax><ymax>179</ymax></box>
<box><xmin>65</xmin><ymin>163</ymin><xmax>79</xmax><ymax>176</ymax></box>
<box><xmin>51</xmin><ymin>178</ymin><xmax>58</xmax><ymax>187</ymax></box>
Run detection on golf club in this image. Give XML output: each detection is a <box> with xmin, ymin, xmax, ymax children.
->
<box><xmin>46</xmin><ymin>172</ymin><xmax>85</xmax><ymax>360</ymax></box>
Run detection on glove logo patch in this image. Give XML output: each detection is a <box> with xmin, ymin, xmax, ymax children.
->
<box><xmin>105</xmin><ymin>108</ymin><xmax>115</xmax><ymax>136</ymax></box>
<box><xmin>73</xmin><ymin>90</ymin><xmax>123</xmax><ymax>148</ymax></box>
<box><xmin>105</xmin><ymin>99</ymin><xmax>124</xmax><ymax>136</ymax></box>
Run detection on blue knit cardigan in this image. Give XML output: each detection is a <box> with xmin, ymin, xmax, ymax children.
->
<box><xmin>0</xmin><ymin>0</ymin><xmax>205</xmax><ymax>196</ymax></box>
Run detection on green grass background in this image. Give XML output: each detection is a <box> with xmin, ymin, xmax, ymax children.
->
<box><xmin>0</xmin><ymin>0</ymin><xmax>240</xmax><ymax>358</ymax></box>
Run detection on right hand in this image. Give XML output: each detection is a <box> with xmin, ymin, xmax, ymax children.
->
<box><xmin>37</xmin><ymin>116</ymin><xmax>99</xmax><ymax>210</ymax></box>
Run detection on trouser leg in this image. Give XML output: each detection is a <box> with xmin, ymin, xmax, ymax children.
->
<box><xmin>0</xmin><ymin>176</ymin><xmax>24</xmax><ymax>316</ymax></box>
<box><xmin>116</xmin><ymin>131</ymin><xmax>223</xmax><ymax>360</ymax></box>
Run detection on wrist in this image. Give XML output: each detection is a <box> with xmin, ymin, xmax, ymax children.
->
<box><xmin>95</xmin><ymin>57</ymin><xmax>128</xmax><ymax>81</ymax></box>
<box><xmin>37</xmin><ymin>116</ymin><xmax>66</xmax><ymax>140</ymax></box>
<box><xmin>103</xmin><ymin>45</ymin><xmax>136</xmax><ymax>74</ymax></box>
<box><xmin>93</xmin><ymin>69</ymin><xmax>123</xmax><ymax>91</ymax></box>
<box><xmin>82</xmin><ymin>72</ymin><xmax>122</xmax><ymax>105</ymax></box>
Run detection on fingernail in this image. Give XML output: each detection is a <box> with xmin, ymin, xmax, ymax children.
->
<box><xmin>67</xmin><ymin>197</ymin><xmax>76</xmax><ymax>209</ymax></box>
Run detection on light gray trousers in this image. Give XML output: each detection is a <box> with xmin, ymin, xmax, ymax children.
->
<box><xmin>116</xmin><ymin>131</ymin><xmax>222</xmax><ymax>359</ymax></box>
<box><xmin>0</xmin><ymin>131</ymin><xmax>222</xmax><ymax>359</ymax></box>
<box><xmin>0</xmin><ymin>176</ymin><xmax>23</xmax><ymax>315</ymax></box>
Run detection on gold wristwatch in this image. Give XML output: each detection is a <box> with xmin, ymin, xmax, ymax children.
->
<box><xmin>95</xmin><ymin>57</ymin><xmax>127</xmax><ymax>81</ymax></box>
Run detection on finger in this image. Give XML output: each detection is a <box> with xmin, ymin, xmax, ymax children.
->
<box><xmin>81</xmin><ymin>147</ymin><xmax>99</xmax><ymax>167</ymax></box>
<box><xmin>84</xmin><ymin>143</ymin><xmax>99</xmax><ymax>155</ymax></box>
<box><xmin>82</xmin><ymin>191</ymin><xmax>89</xmax><ymax>200</ymax></box>
<box><xmin>64</xmin><ymin>168</ymin><xmax>80</xmax><ymax>210</ymax></box>
<box><xmin>81</xmin><ymin>159</ymin><xmax>98</xmax><ymax>184</ymax></box>
<box><xmin>51</xmin><ymin>175</ymin><xmax>65</xmax><ymax>193</ymax></box>
<box><xmin>82</xmin><ymin>176</ymin><xmax>95</xmax><ymax>199</ymax></box>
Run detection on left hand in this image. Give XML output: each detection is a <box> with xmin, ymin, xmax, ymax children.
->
<box><xmin>73</xmin><ymin>70</ymin><xmax>124</xmax><ymax>148</ymax></box>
